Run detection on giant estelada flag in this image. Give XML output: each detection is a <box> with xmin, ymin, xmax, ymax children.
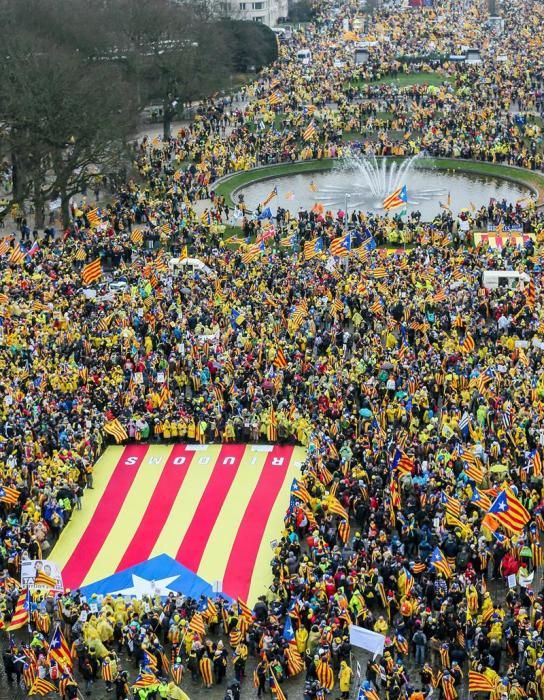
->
<box><xmin>52</xmin><ymin>444</ymin><xmax>303</xmax><ymax>603</ymax></box>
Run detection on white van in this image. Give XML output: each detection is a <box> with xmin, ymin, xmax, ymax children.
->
<box><xmin>296</xmin><ymin>49</ymin><xmax>312</xmax><ymax>65</ymax></box>
<box><xmin>168</xmin><ymin>257</ymin><xmax>215</xmax><ymax>278</ymax></box>
<box><xmin>482</xmin><ymin>270</ymin><xmax>530</xmax><ymax>290</ymax></box>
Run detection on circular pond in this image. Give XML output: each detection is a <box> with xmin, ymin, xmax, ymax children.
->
<box><xmin>236</xmin><ymin>161</ymin><xmax>533</xmax><ymax>221</ymax></box>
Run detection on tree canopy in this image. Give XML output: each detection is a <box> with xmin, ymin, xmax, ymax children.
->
<box><xmin>0</xmin><ymin>0</ymin><xmax>276</xmax><ymax>226</ymax></box>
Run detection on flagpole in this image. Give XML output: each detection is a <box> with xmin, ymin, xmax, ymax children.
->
<box><xmin>344</xmin><ymin>193</ymin><xmax>351</xmax><ymax>273</ymax></box>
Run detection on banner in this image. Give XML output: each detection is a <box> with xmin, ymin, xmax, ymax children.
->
<box><xmin>349</xmin><ymin>625</ymin><xmax>385</xmax><ymax>657</ymax></box>
<box><xmin>21</xmin><ymin>559</ymin><xmax>64</xmax><ymax>592</ymax></box>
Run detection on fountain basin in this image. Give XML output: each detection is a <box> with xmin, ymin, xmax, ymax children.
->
<box><xmin>214</xmin><ymin>157</ymin><xmax>544</xmax><ymax>223</ymax></box>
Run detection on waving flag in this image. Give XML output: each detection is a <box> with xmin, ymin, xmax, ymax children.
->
<box><xmin>460</xmin><ymin>334</ymin><xmax>476</xmax><ymax>353</ymax></box>
<box><xmin>430</xmin><ymin>547</ymin><xmax>452</xmax><ymax>578</ymax></box>
<box><xmin>27</xmin><ymin>241</ymin><xmax>40</xmax><ymax>258</ymax></box>
<box><xmin>104</xmin><ymin>419</ymin><xmax>128</xmax><ymax>444</ymax></box>
<box><xmin>304</xmin><ymin>237</ymin><xmax>323</xmax><ymax>260</ymax></box>
<box><xmin>9</xmin><ymin>243</ymin><xmax>26</xmax><ymax>265</ymax></box>
<box><xmin>273</xmin><ymin>347</ymin><xmax>288</xmax><ymax>369</ymax></box>
<box><xmin>81</xmin><ymin>258</ymin><xmax>102</xmax><ymax>285</ymax></box>
<box><xmin>399</xmin><ymin>567</ymin><xmax>414</xmax><ymax>596</ymax></box>
<box><xmin>132</xmin><ymin>674</ymin><xmax>159</xmax><ymax>689</ymax></box>
<box><xmin>383</xmin><ymin>185</ymin><xmax>408</xmax><ymax>211</ymax></box>
<box><xmin>329</xmin><ymin>234</ymin><xmax>351</xmax><ymax>257</ymax></box>
<box><xmin>487</xmin><ymin>489</ymin><xmax>531</xmax><ymax>534</ymax></box>
<box><xmin>471</xmin><ymin>488</ymin><xmax>492</xmax><ymax>511</ymax></box>
<box><xmin>391</xmin><ymin>448</ymin><xmax>414</xmax><ymax>476</ymax></box>
<box><xmin>280</xmin><ymin>232</ymin><xmax>297</xmax><ymax>248</ymax></box>
<box><xmin>257</xmin><ymin>207</ymin><xmax>273</xmax><ymax>221</ymax></box>
<box><xmin>0</xmin><ymin>485</ymin><xmax>20</xmax><ymax>505</ymax></box>
<box><xmin>48</xmin><ymin>625</ymin><xmax>73</xmax><ymax>670</ymax></box>
<box><xmin>291</xmin><ymin>478</ymin><xmax>311</xmax><ymax>504</ymax></box>
<box><xmin>261</xmin><ymin>187</ymin><xmax>278</xmax><ymax>207</ymax></box>
<box><xmin>8</xmin><ymin>588</ymin><xmax>30</xmax><ymax>630</ymax></box>
<box><xmin>86</xmin><ymin>208</ymin><xmax>101</xmax><ymax>227</ymax></box>
<box><xmin>241</xmin><ymin>243</ymin><xmax>261</xmax><ymax>264</ymax></box>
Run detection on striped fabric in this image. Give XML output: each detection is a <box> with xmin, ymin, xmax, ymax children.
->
<box><xmin>52</xmin><ymin>444</ymin><xmax>303</xmax><ymax>602</ymax></box>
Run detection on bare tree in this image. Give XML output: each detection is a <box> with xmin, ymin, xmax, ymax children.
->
<box><xmin>0</xmin><ymin>0</ymin><xmax>136</xmax><ymax>226</ymax></box>
<box><xmin>111</xmin><ymin>0</ymin><xmax>230</xmax><ymax>137</ymax></box>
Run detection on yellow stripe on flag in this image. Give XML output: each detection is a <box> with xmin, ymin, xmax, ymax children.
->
<box><xmin>197</xmin><ymin>449</ymin><xmax>267</xmax><ymax>589</ymax></box>
<box><xmin>247</xmin><ymin>447</ymin><xmax>303</xmax><ymax>604</ymax></box>
<box><xmin>51</xmin><ymin>447</ymin><xmax>125</xmax><ymax>571</ymax></box>
<box><xmin>82</xmin><ymin>446</ymin><xmax>171</xmax><ymax>584</ymax></box>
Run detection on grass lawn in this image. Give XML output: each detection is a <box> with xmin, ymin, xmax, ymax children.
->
<box><xmin>346</xmin><ymin>72</ymin><xmax>453</xmax><ymax>89</ymax></box>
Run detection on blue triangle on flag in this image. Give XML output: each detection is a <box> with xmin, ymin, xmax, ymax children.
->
<box><xmin>78</xmin><ymin>554</ymin><xmax>227</xmax><ymax>600</ymax></box>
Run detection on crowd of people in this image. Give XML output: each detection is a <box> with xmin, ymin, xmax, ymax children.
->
<box><xmin>2</xmin><ymin>0</ymin><xmax>544</xmax><ymax>698</ymax></box>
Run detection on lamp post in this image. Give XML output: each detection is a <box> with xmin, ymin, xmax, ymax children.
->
<box><xmin>344</xmin><ymin>193</ymin><xmax>350</xmax><ymax>232</ymax></box>
<box><xmin>344</xmin><ymin>193</ymin><xmax>351</xmax><ymax>272</ymax></box>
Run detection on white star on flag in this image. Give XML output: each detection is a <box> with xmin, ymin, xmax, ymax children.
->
<box><xmin>111</xmin><ymin>574</ymin><xmax>180</xmax><ymax>597</ymax></box>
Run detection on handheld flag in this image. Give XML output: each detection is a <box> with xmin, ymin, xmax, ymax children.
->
<box><xmin>383</xmin><ymin>185</ymin><xmax>408</xmax><ymax>211</ymax></box>
<box><xmin>0</xmin><ymin>485</ymin><xmax>20</xmax><ymax>505</ymax></box>
<box><xmin>81</xmin><ymin>258</ymin><xmax>102</xmax><ymax>285</ymax></box>
<box><xmin>487</xmin><ymin>489</ymin><xmax>531</xmax><ymax>534</ymax></box>
<box><xmin>48</xmin><ymin>625</ymin><xmax>73</xmax><ymax>670</ymax></box>
<box><xmin>35</xmin><ymin>571</ymin><xmax>57</xmax><ymax>589</ymax></box>
<box><xmin>103</xmin><ymin>418</ymin><xmax>128</xmax><ymax>444</ymax></box>
<box><xmin>28</xmin><ymin>678</ymin><xmax>57</xmax><ymax>696</ymax></box>
<box><xmin>8</xmin><ymin>588</ymin><xmax>30</xmax><ymax>630</ymax></box>
<box><xmin>329</xmin><ymin>234</ymin><xmax>351</xmax><ymax>257</ymax></box>
<box><xmin>303</xmin><ymin>121</ymin><xmax>317</xmax><ymax>142</ymax></box>
<box><xmin>303</xmin><ymin>237</ymin><xmax>323</xmax><ymax>260</ymax></box>
<box><xmin>430</xmin><ymin>547</ymin><xmax>452</xmax><ymax>578</ymax></box>
<box><xmin>261</xmin><ymin>186</ymin><xmax>278</xmax><ymax>207</ymax></box>
<box><xmin>468</xmin><ymin>671</ymin><xmax>498</xmax><ymax>693</ymax></box>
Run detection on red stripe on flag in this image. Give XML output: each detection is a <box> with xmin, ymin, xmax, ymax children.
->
<box><xmin>116</xmin><ymin>445</ymin><xmax>196</xmax><ymax>571</ymax></box>
<box><xmin>62</xmin><ymin>445</ymin><xmax>149</xmax><ymax>589</ymax></box>
<box><xmin>222</xmin><ymin>446</ymin><xmax>293</xmax><ymax>600</ymax></box>
<box><xmin>176</xmin><ymin>444</ymin><xmax>246</xmax><ymax>572</ymax></box>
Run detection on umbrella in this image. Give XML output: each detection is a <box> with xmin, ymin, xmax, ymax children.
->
<box><xmin>359</xmin><ymin>408</ymin><xmax>373</xmax><ymax>418</ymax></box>
<box><xmin>490</xmin><ymin>463</ymin><xmax>508</xmax><ymax>473</ymax></box>
<box><xmin>520</xmin><ymin>546</ymin><xmax>533</xmax><ymax>558</ymax></box>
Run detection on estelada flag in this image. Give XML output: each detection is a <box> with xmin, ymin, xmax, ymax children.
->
<box><xmin>53</xmin><ymin>444</ymin><xmax>302</xmax><ymax>603</ymax></box>
<box><xmin>487</xmin><ymin>489</ymin><xmax>531</xmax><ymax>534</ymax></box>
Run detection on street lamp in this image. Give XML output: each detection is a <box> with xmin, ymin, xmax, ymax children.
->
<box><xmin>344</xmin><ymin>193</ymin><xmax>351</xmax><ymax>271</ymax></box>
<box><xmin>344</xmin><ymin>192</ymin><xmax>351</xmax><ymax>233</ymax></box>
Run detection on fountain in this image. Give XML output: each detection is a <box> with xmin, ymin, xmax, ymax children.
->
<box><xmin>342</xmin><ymin>152</ymin><xmax>423</xmax><ymax>199</ymax></box>
<box><xmin>313</xmin><ymin>151</ymin><xmax>447</xmax><ymax>210</ymax></box>
<box><xmin>236</xmin><ymin>152</ymin><xmax>532</xmax><ymax>221</ymax></box>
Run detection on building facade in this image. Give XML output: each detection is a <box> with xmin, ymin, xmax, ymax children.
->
<box><xmin>215</xmin><ymin>0</ymin><xmax>289</xmax><ymax>25</ymax></box>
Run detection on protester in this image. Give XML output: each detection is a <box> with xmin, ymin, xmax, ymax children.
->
<box><xmin>2</xmin><ymin>0</ymin><xmax>544</xmax><ymax>699</ymax></box>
